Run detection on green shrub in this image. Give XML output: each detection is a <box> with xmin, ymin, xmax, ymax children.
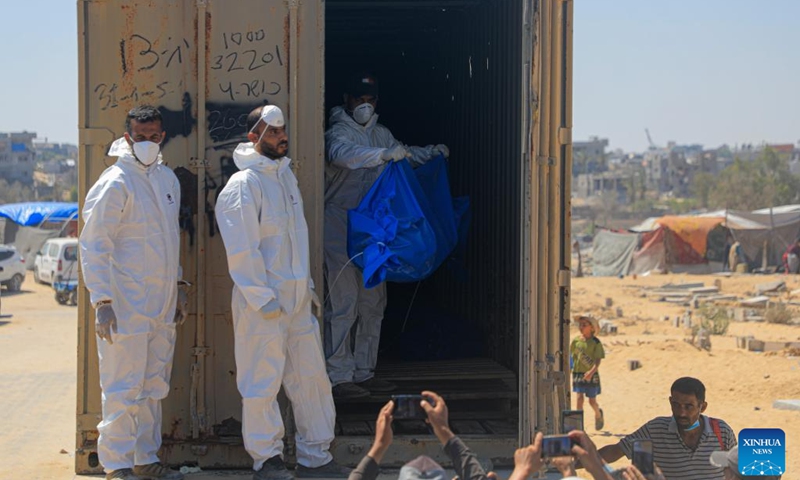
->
<box><xmin>697</xmin><ymin>305</ymin><xmax>730</xmax><ymax>335</ymax></box>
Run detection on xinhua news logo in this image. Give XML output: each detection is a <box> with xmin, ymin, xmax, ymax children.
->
<box><xmin>738</xmin><ymin>429</ymin><xmax>785</xmax><ymax>477</ymax></box>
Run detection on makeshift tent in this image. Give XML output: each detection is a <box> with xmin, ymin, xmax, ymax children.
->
<box><xmin>0</xmin><ymin>202</ymin><xmax>79</xmax><ymax>268</ymax></box>
<box><xmin>0</xmin><ymin>202</ymin><xmax>79</xmax><ymax>226</ymax></box>
<box><xmin>591</xmin><ymin>229</ymin><xmax>638</xmax><ymax>277</ymax></box>
<box><xmin>348</xmin><ymin>156</ymin><xmax>468</xmax><ymax>287</ymax></box>
<box><xmin>597</xmin><ymin>205</ymin><xmax>800</xmax><ymax>276</ymax></box>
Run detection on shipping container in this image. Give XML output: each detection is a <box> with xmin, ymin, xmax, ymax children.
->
<box><xmin>76</xmin><ymin>0</ymin><xmax>573</xmax><ymax>474</ymax></box>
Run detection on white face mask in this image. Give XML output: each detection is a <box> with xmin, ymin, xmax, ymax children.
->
<box><xmin>132</xmin><ymin>141</ymin><xmax>161</xmax><ymax>166</ymax></box>
<box><xmin>352</xmin><ymin>103</ymin><xmax>375</xmax><ymax>125</ymax></box>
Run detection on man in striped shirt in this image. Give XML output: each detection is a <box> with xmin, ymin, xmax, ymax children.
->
<box><xmin>598</xmin><ymin>377</ymin><xmax>736</xmax><ymax>479</ymax></box>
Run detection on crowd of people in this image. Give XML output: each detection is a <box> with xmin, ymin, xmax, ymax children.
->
<box><xmin>78</xmin><ymin>73</ymin><xmax>765</xmax><ymax>479</ymax></box>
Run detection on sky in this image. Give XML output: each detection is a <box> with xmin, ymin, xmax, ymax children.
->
<box><xmin>1</xmin><ymin>1</ymin><xmax>798</xmax><ymax>152</ymax></box>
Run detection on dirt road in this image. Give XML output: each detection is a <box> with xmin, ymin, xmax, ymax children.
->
<box><xmin>0</xmin><ymin>272</ymin><xmax>77</xmax><ymax>479</ymax></box>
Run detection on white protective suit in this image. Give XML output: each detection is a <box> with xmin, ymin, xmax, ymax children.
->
<box><xmin>215</xmin><ymin>142</ymin><xmax>335</xmax><ymax>471</ymax></box>
<box><xmin>324</xmin><ymin>105</ymin><xmax>436</xmax><ymax>386</ymax></box>
<box><xmin>80</xmin><ymin>137</ymin><xmax>181</xmax><ymax>472</ymax></box>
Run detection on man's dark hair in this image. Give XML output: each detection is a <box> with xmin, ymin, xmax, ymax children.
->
<box><xmin>246</xmin><ymin>106</ymin><xmax>264</xmax><ymax>133</ymax></box>
<box><xmin>125</xmin><ymin>105</ymin><xmax>163</xmax><ymax>134</ymax></box>
<box><xmin>671</xmin><ymin>377</ymin><xmax>706</xmax><ymax>403</ymax></box>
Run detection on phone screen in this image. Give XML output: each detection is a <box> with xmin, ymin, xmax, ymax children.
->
<box><xmin>541</xmin><ymin>435</ymin><xmax>574</xmax><ymax>458</ymax></box>
<box><xmin>391</xmin><ymin>395</ymin><xmax>426</xmax><ymax>419</ymax></box>
<box><xmin>632</xmin><ymin>440</ymin><xmax>654</xmax><ymax>475</ymax></box>
<box><xmin>561</xmin><ymin>410</ymin><xmax>584</xmax><ymax>433</ymax></box>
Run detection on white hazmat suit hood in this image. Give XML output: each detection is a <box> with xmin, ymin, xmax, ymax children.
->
<box><xmin>215</xmin><ymin>144</ymin><xmax>335</xmax><ymax>471</ymax></box>
<box><xmin>80</xmin><ymin>136</ymin><xmax>181</xmax><ymax>472</ymax></box>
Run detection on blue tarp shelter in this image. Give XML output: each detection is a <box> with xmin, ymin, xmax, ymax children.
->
<box><xmin>0</xmin><ymin>202</ymin><xmax>79</xmax><ymax>227</ymax></box>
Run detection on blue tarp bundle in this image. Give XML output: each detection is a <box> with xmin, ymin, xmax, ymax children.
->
<box><xmin>0</xmin><ymin>202</ymin><xmax>79</xmax><ymax>226</ymax></box>
<box><xmin>347</xmin><ymin>155</ymin><xmax>468</xmax><ymax>288</ymax></box>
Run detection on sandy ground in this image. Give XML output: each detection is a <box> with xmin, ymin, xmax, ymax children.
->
<box><xmin>2</xmin><ymin>271</ymin><xmax>799</xmax><ymax>479</ymax></box>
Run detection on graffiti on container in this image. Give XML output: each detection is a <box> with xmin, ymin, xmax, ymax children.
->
<box><xmin>217</xmin><ymin>79</ymin><xmax>282</xmax><ymax>102</ymax></box>
<box><xmin>221</xmin><ymin>29</ymin><xmax>267</xmax><ymax>49</ymax></box>
<box><xmin>210</xmin><ymin>44</ymin><xmax>283</xmax><ymax>73</ymax></box>
<box><xmin>207</xmin><ymin>101</ymin><xmax>269</xmax><ymax>149</ymax></box>
<box><xmin>94</xmin><ymin>81</ymin><xmax>174</xmax><ymax>111</ymax></box>
<box><xmin>120</xmin><ymin>34</ymin><xmax>191</xmax><ymax>74</ymax></box>
<box><xmin>158</xmin><ymin>92</ymin><xmax>196</xmax><ymax>147</ymax></box>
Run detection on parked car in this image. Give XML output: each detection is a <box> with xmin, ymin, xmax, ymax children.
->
<box><xmin>33</xmin><ymin>238</ymin><xmax>79</xmax><ymax>285</ymax></box>
<box><xmin>0</xmin><ymin>245</ymin><xmax>26</xmax><ymax>292</ymax></box>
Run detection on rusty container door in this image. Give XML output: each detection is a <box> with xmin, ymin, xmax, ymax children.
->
<box><xmin>76</xmin><ymin>0</ymin><xmax>324</xmax><ymax>473</ymax></box>
<box><xmin>519</xmin><ymin>0</ymin><xmax>574</xmax><ymax>444</ymax></box>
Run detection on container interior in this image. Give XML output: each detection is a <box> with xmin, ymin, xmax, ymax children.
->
<box><xmin>325</xmin><ymin>0</ymin><xmax>525</xmax><ymax>437</ymax></box>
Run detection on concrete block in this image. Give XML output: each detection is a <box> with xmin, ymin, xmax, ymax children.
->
<box><xmin>747</xmin><ymin>339</ymin><xmax>765</xmax><ymax>352</ymax></box>
<box><xmin>773</xmin><ymin>400</ymin><xmax>800</xmax><ymax>411</ymax></box>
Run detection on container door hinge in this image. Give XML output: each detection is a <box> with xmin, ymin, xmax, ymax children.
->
<box><xmin>557</xmin><ymin>269</ymin><xmax>570</xmax><ymax>287</ymax></box>
<box><xmin>193</xmin><ymin>346</ymin><xmax>210</xmax><ymax>356</ymax></box>
<box><xmin>559</xmin><ymin>127</ymin><xmax>572</xmax><ymax>146</ymax></box>
<box><xmin>537</xmin><ymin>156</ymin><xmax>556</xmax><ymax>166</ymax></box>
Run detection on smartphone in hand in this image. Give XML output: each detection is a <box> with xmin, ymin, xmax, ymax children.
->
<box><xmin>391</xmin><ymin>394</ymin><xmax>434</xmax><ymax>420</ymax></box>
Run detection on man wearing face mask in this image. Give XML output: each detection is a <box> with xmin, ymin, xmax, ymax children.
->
<box><xmin>80</xmin><ymin>105</ymin><xmax>188</xmax><ymax>480</ymax></box>
<box><xmin>323</xmin><ymin>72</ymin><xmax>450</xmax><ymax>400</ymax></box>
<box><xmin>215</xmin><ymin>105</ymin><xmax>347</xmax><ymax>480</ymax></box>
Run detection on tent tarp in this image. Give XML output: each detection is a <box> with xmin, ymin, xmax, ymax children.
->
<box><xmin>13</xmin><ymin>226</ymin><xmax>60</xmax><ymax>269</ymax></box>
<box><xmin>655</xmin><ymin>215</ymin><xmax>724</xmax><ymax>257</ymax></box>
<box><xmin>0</xmin><ymin>202</ymin><xmax>79</xmax><ymax>227</ymax></box>
<box><xmin>631</xmin><ymin>227</ymin><xmax>666</xmax><ymax>274</ymax></box>
<box><xmin>592</xmin><ymin>229</ymin><xmax>639</xmax><ymax>277</ymax></box>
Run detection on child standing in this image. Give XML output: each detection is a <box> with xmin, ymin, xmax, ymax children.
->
<box><xmin>570</xmin><ymin>314</ymin><xmax>605</xmax><ymax>430</ymax></box>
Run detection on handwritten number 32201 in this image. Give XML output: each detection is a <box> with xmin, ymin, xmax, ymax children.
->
<box><xmin>211</xmin><ymin>47</ymin><xmax>283</xmax><ymax>72</ymax></box>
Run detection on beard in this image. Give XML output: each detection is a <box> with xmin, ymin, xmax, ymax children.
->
<box><xmin>260</xmin><ymin>139</ymin><xmax>289</xmax><ymax>159</ymax></box>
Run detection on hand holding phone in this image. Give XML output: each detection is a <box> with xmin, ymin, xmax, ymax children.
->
<box><xmin>541</xmin><ymin>434</ymin><xmax>577</xmax><ymax>458</ymax></box>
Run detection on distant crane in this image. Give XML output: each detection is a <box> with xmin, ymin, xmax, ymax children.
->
<box><xmin>645</xmin><ymin>128</ymin><xmax>657</xmax><ymax>150</ymax></box>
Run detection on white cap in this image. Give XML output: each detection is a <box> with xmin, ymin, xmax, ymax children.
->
<box><xmin>709</xmin><ymin>446</ymin><xmax>737</xmax><ymax>470</ymax></box>
<box><xmin>259</xmin><ymin>105</ymin><xmax>285</xmax><ymax>127</ymax></box>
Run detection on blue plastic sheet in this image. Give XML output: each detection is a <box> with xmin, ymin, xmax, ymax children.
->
<box><xmin>347</xmin><ymin>155</ymin><xmax>468</xmax><ymax>288</ymax></box>
<box><xmin>0</xmin><ymin>202</ymin><xmax>79</xmax><ymax>226</ymax></box>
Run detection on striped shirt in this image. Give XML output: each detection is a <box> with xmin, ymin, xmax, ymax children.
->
<box><xmin>619</xmin><ymin>415</ymin><xmax>736</xmax><ymax>480</ymax></box>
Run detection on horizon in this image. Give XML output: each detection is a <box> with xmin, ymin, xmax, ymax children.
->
<box><xmin>0</xmin><ymin>1</ymin><xmax>798</xmax><ymax>151</ymax></box>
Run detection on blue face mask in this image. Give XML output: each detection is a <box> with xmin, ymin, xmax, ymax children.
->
<box><xmin>684</xmin><ymin>419</ymin><xmax>701</xmax><ymax>431</ymax></box>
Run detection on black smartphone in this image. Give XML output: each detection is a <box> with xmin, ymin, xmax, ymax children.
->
<box><xmin>561</xmin><ymin>409</ymin><xmax>584</xmax><ymax>433</ymax></box>
<box><xmin>632</xmin><ymin>439</ymin><xmax>654</xmax><ymax>475</ymax></box>
<box><xmin>541</xmin><ymin>434</ymin><xmax>575</xmax><ymax>458</ymax></box>
<box><xmin>391</xmin><ymin>394</ymin><xmax>430</xmax><ymax>420</ymax></box>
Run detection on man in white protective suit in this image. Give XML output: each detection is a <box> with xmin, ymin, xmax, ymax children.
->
<box><xmin>324</xmin><ymin>72</ymin><xmax>450</xmax><ymax>400</ymax></box>
<box><xmin>215</xmin><ymin>105</ymin><xmax>349</xmax><ymax>480</ymax></box>
<box><xmin>80</xmin><ymin>105</ymin><xmax>188</xmax><ymax>480</ymax></box>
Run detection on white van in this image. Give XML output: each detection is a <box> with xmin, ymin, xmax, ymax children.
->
<box><xmin>34</xmin><ymin>238</ymin><xmax>79</xmax><ymax>285</ymax></box>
